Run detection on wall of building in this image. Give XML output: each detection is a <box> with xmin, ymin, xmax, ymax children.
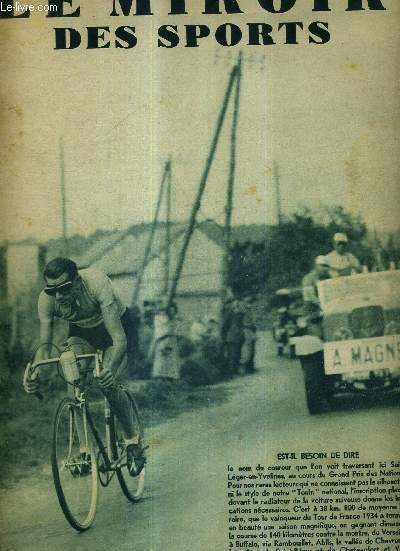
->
<box><xmin>110</xmin><ymin>230</ymin><xmax>224</xmax><ymax>310</ymax></box>
<box><xmin>6</xmin><ymin>243</ymin><xmax>45</xmax><ymax>304</ymax></box>
<box><xmin>139</xmin><ymin>230</ymin><xmax>224</xmax><ymax>302</ymax></box>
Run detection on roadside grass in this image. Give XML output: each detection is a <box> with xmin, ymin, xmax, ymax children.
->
<box><xmin>0</xmin><ymin>375</ymin><xmax>228</xmax><ymax>488</ymax></box>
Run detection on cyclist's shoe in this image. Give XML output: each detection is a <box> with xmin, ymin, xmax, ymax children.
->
<box><xmin>70</xmin><ymin>452</ymin><xmax>92</xmax><ymax>477</ymax></box>
<box><xmin>126</xmin><ymin>443</ymin><xmax>146</xmax><ymax>477</ymax></box>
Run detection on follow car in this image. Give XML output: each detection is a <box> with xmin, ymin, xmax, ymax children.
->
<box><xmin>294</xmin><ymin>270</ymin><xmax>400</xmax><ymax>414</ymax></box>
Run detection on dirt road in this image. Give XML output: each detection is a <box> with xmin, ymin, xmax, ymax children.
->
<box><xmin>1</xmin><ymin>332</ymin><xmax>399</xmax><ymax>550</ymax></box>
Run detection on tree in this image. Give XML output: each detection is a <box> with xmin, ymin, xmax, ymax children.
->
<box><xmin>229</xmin><ymin>205</ymin><xmax>376</xmax><ymax>298</ymax></box>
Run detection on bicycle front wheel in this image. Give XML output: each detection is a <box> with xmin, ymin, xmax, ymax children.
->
<box><xmin>110</xmin><ymin>389</ymin><xmax>146</xmax><ymax>502</ymax></box>
<box><xmin>51</xmin><ymin>397</ymin><xmax>98</xmax><ymax>531</ymax></box>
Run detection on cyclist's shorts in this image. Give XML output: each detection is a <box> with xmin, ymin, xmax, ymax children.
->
<box><xmin>69</xmin><ymin>308</ymin><xmax>138</xmax><ymax>365</ymax></box>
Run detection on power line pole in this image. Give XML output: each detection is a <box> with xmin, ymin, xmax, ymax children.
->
<box><xmin>372</xmin><ymin>228</ymin><xmax>383</xmax><ymax>271</ymax></box>
<box><xmin>273</xmin><ymin>161</ymin><xmax>282</xmax><ymax>226</ymax></box>
<box><xmin>59</xmin><ymin>137</ymin><xmax>69</xmax><ymax>256</ymax></box>
<box><xmin>222</xmin><ymin>51</ymin><xmax>242</xmax><ymax>302</ymax></box>
<box><xmin>163</xmin><ymin>158</ymin><xmax>172</xmax><ymax>296</ymax></box>
<box><xmin>167</xmin><ymin>61</ymin><xmax>239</xmax><ymax>308</ymax></box>
<box><xmin>132</xmin><ymin>159</ymin><xmax>171</xmax><ymax>306</ymax></box>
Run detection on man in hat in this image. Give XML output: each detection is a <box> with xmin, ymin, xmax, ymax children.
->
<box><xmin>325</xmin><ymin>233</ymin><xmax>362</xmax><ymax>278</ymax></box>
<box><xmin>302</xmin><ymin>256</ymin><xmax>331</xmax><ymax>313</ymax></box>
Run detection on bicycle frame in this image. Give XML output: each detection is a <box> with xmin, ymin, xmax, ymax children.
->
<box><xmin>29</xmin><ymin>349</ymin><xmax>145</xmax><ymax>531</ymax></box>
<box><xmin>29</xmin><ymin>352</ymin><xmax>126</xmax><ymax>483</ymax></box>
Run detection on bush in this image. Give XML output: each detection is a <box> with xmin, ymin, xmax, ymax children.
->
<box><xmin>178</xmin><ymin>335</ymin><xmax>195</xmax><ymax>358</ymax></box>
<box><xmin>133</xmin><ymin>378</ymin><xmax>187</xmax><ymax>410</ymax></box>
<box><xmin>181</xmin><ymin>338</ymin><xmax>224</xmax><ymax>386</ymax></box>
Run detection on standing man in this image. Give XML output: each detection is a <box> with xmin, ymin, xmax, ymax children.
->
<box><xmin>240</xmin><ymin>296</ymin><xmax>257</xmax><ymax>374</ymax></box>
<box><xmin>23</xmin><ymin>257</ymin><xmax>145</xmax><ymax>475</ymax></box>
<box><xmin>325</xmin><ymin>233</ymin><xmax>362</xmax><ymax>277</ymax></box>
<box><xmin>300</xmin><ymin>257</ymin><xmax>333</xmax><ymax>411</ymax></box>
<box><xmin>302</xmin><ymin>255</ymin><xmax>331</xmax><ymax>340</ymax></box>
<box><xmin>302</xmin><ymin>255</ymin><xmax>331</xmax><ymax>313</ymax></box>
<box><xmin>221</xmin><ymin>297</ymin><xmax>245</xmax><ymax>377</ymax></box>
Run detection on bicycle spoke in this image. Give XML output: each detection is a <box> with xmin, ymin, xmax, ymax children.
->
<box><xmin>52</xmin><ymin>398</ymin><xmax>98</xmax><ymax>531</ymax></box>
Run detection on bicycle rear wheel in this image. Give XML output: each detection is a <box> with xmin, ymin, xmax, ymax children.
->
<box><xmin>110</xmin><ymin>389</ymin><xmax>146</xmax><ymax>502</ymax></box>
<box><xmin>51</xmin><ymin>397</ymin><xmax>98</xmax><ymax>531</ymax></box>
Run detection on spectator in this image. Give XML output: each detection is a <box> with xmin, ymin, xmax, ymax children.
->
<box><xmin>240</xmin><ymin>297</ymin><xmax>257</xmax><ymax>374</ymax></box>
<box><xmin>151</xmin><ymin>302</ymin><xmax>180</xmax><ymax>380</ymax></box>
<box><xmin>190</xmin><ymin>316</ymin><xmax>207</xmax><ymax>344</ymax></box>
<box><xmin>302</xmin><ymin>255</ymin><xmax>331</xmax><ymax>337</ymax></box>
<box><xmin>325</xmin><ymin>233</ymin><xmax>362</xmax><ymax>277</ymax></box>
<box><xmin>302</xmin><ymin>255</ymin><xmax>331</xmax><ymax>312</ymax></box>
<box><xmin>221</xmin><ymin>298</ymin><xmax>245</xmax><ymax>378</ymax></box>
<box><xmin>204</xmin><ymin>315</ymin><xmax>220</xmax><ymax>341</ymax></box>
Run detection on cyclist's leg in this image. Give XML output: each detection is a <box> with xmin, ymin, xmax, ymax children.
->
<box><xmin>122</xmin><ymin>307</ymin><xmax>141</xmax><ymax>378</ymax></box>
<box><xmin>100</xmin><ymin>349</ymin><xmax>139</xmax><ymax>443</ymax></box>
<box><xmin>64</xmin><ymin>336</ymin><xmax>96</xmax><ymax>454</ymax></box>
<box><xmin>65</xmin><ymin>335</ymin><xmax>96</xmax><ymax>359</ymax></box>
<box><xmin>67</xmin><ymin>314</ymin><xmax>140</xmax><ymax>444</ymax></box>
<box><xmin>102</xmin><ymin>309</ymin><xmax>142</xmax><ymax>442</ymax></box>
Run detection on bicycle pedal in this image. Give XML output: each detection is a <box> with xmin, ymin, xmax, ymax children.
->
<box><xmin>128</xmin><ymin>457</ymin><xmax>146</xmax><ymax>477</ymax></box>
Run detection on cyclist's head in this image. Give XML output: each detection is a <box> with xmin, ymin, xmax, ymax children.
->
<box><xmin>43</xmin><ymin>257</ymin><xmax>79</xmax><ymax>303</ymax></box>
<box><xmin>44</xmin><ymin>257</ymin><xmax>78</xmax><ymax>281</ymax></box>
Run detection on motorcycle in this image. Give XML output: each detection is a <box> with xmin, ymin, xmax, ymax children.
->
<box><xmin>272</xmin><ymin>288</ymin><xmax>305</xmax><ymax>358</ymax></box>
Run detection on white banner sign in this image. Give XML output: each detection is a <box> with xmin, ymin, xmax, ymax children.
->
<box><xmin>324</xmin><ymin>334</ymin><xmax>400</xmax><ymax>375</ymax></box>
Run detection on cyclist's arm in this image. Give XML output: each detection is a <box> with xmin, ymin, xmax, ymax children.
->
<box><xmin>101</xmin><ymin>302</ymin><xmax>127</xmax><ymax>374</ymax></box>
<box><xmin>37</xmin><ymin>320</ymin><xmax>54</xmax><ymax>361</ymax></box>
<box><xmin>23</xmin><ymin>319</ymin><xmax>53</xmax><ymax>392</ymax></box>
<box><xmin>36</xmin><ymin>291</ymin><xmax>55</xmax><ymax>361</ymax></box>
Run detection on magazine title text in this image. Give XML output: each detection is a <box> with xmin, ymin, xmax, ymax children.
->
<box><xmin>0</xmin><ymin>0</ymin><xmax>387</xmax><ymax>49</ymax></box>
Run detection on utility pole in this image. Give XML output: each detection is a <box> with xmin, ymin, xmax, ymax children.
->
<box><xmin>132</xmin><ymin>159</ymin><xmax>171</xmax><ymax>306</ymax></box>
<box><xmin>222</xmin><ymin>51</ymin><xmax>242</xmax><ymax>302</ymax></box>
<box><xmin>372</xmin><ymin>229</ymin><xmax>383</xmax><ymax>271</ymax></box>
<box><xmin>167</xmin><ymin>60</ymin><xmax>239</xmax><ymax>308</ymax></box>
<box><xmin>273</xmin><ymin>161</ymin><xmax>282</xmax><ymax>226</ymax></box>
<box><xmin>59</xmin><ymin>137</ymin><xmax>69</xmax><ymax>256</ymax></box>
<box><xmin>163</xmin><ymin>158</ymin><xmax>172</xmax><ymax>296</ymax></box>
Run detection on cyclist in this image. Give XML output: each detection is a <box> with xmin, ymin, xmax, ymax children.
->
<box><xmin>23</xmin><ymin>257</ymin><xmax>145</xmax><ymax>475</ymax></box>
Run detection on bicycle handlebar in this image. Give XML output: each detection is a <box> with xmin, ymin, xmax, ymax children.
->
<box><xmin>25</xmin><ymin>352</ymin><xmax>102</xmax><ymax>400</ymax></box>
<box><xmin>31</xmin><ymin>353</ymin><xmax>99</xmax><ymax>371</ymax></box>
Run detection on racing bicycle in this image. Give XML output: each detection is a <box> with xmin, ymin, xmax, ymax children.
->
<box><xmin>24</xmin><ymin>350</ymin><xmax>146</xmax><ymax>531</ymax></box>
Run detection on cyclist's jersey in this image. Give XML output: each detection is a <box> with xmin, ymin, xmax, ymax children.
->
<box><xmin>38</xmin><ymin>268</ymin><xmax>125</xmax><ymax>328</ymax></box>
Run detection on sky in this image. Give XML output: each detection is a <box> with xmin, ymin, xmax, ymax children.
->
<box><xmin>0</xmin><ymin>0</ymin><xmax>399</xmax><ymax>242</ymax></box>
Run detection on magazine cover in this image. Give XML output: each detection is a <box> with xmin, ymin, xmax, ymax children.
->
<box><xmin>1</xmin><ymin>1</ymin><xmax>399</xmax><ymax>550</ymax></box>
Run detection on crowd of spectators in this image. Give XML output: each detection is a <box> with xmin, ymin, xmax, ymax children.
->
<box><xmin>132</xmin><ymin>294</ymin><xmax>258</xmax><ymax>384</ymax></box>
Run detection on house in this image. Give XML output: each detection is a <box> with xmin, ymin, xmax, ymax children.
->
<box><xmin>0</xmin><ymin>241</ymin><xmax>46</xmax><ymax>352</ymax></box>
<box><xmin>0</xmin><ymin>241</ymin><xmax>46</xmax><ymax>305</ymax></box>
<box><xmin>76</xmin><ymin>224</ymin><xmax>225</xmax><ymax>331</ymax></box>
